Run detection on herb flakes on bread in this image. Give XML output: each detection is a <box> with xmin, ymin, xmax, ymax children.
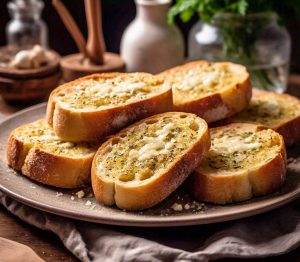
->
<box><xmin>188</xmin><ymin>123</ymin><xmax>286</xmax><ymax>204</ymax></box>
<box><xmin>46</xmin><ymin>72</ymin><xmax>173</xmax><ymax>142</ymax></box>
<box><xmin>6</xmin><ymin>119</ymin><xmax>98</xmax><ymax>188</ymax></box>
<box><xmin>159</xmin><ymin>61</ymin><xmax>252</xmax><ymax>123</ymax></box>
<box><xmin>92</xmin><ymin>112</ymin><xmax>210</xmax><ymax>210</ymax></box>
<box><xmin>228</xmin><ymin>90</ymin><xmax>300</xmax><ymax>146</ymax></box>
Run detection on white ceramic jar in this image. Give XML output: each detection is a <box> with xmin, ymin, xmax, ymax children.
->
<box><xmin>121</xmin><ymin>0</ymin><xmax>184</xmax><ymax>74</ymax></box>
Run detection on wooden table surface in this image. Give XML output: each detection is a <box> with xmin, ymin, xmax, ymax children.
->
<box><xmin>1</xmin><ymin>77</ymin><xmax>300</xmax><ymax>262</ymax></box>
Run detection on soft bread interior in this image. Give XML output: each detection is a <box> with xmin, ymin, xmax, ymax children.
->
<box><xmin>53</xmin><ymin>73</ymin><xmax>170</xmax><ymax>111</ymax></box>
<box><xmin>13</xmin><ymin>120</ymin><xmax>98</xmax><ymax>158</ymax></box>
<box><xmin>167</xmin><ymin>62</ymin><xmax>248</xmax><ymax>104</ymax></box>
<box><xmin>95</xmin><ymin>113</ymin><xmax>207</xmax><ymax>185</ymax></box>
<box><xmin>198</xmin><ymin>125</ymin><xmax>282</xmax><ymax>175</ymax></box>
<box><xmin>230</xmin><ymin>91</ymin><xmax>300</xmax><ymax>128</ymax></box>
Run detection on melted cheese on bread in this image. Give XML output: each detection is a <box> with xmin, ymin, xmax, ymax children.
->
<box><xmin>95</xmin><ymin>113</ymin><xmax>207</xmax><ymax>183</ymax></box>
<box><xmin>14</xmin><ymin>120</ymin><xmax>97</xmax><ymax>157</ymax></box>
<box><xmin>164</xmin><ymin>62</ymin><xmax>247</xmax><ymax>103</ymax></box>
<box><xmin>231</xmin><ymin>91</ymin><xmax>300</xmax><ymax>128</ymax></box>
<box><xmin>200</xmin><ymin>126</ymin><xmax>282</xmax><ymax>172</ymax></box>
<box><xmin>54</xmin><ymin>73</ymin><xmax>168</xmax><ymax>110</ymax></box>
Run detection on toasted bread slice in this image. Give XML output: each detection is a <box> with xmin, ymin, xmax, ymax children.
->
<box><xmin>92</xmin><ymin>112</ymin><xmax>210</xmax><ymax>210</ymax></box>
<box><xmin>227</xmin><ymin>90</ymin><xmax>300</xmax><ymax>147</ymax></box>
<box><xmin>188</xmin><ymin>123</ymin><xmax>286</xmax><ymax>204</ymax></box>
<box><xmin>6</xmin><ymin>119</ymin><xmax>98</xmax><ymax>188</ymax></box>
<box><xmin>46</xmin><ymin>73</ymin><xmax>173</xmax><ymax>142</ymax></box>
<box><xmin>159</xmin><ymin>61</ymin><xmax>252</xmax><ymax>123</ymax></box>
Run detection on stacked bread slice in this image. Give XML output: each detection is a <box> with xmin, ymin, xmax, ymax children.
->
<box><xmin>159</xmin><ymin>61</ymin><xmax>252</xmax><ymax>123</ymax></box>
<box><xmin>46</xmin><ymin>73</ymin><xmax>173</xmax><ymax>142</ymax></box>
<box><xmin>227</xmin><ymin>90</ymin><xmax>300</xmax><ymax>147</ymax></box>
<box><xmin>6</xmin><ymin>120</ymin><xmax>98</xmax><ymax>188</ymax></box>
<box><xmin>6</xmin><ymin>60</ymin><xmax>294</xmax><ymax>210</ymax></box>
<box><xmin>7</xmin><ymin>72</ymin><xmax>173</xmax><ymax>189</ymax></box>
<box><xmin>92</xmin><ymin>112</ymin><xmax>210</xmax><ymax>210</ymax></box>
<box><xmin>188</xmin><ymin>123</ymin><xmax>286</xmax><ymax>204</ymax></box>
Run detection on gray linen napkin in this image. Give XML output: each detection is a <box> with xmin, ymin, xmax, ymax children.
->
<box><xmin>1</xmin><ymin>191</ymin><xmax>300</xmax><ymax>262</ymax></box>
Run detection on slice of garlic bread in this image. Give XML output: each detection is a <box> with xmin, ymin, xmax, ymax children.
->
<box><xmin>46</xmin><ymin>72</ymin><xmax>173</xmax><ymax>142</ymax></box>
<box><xmin>228</xmin><ymin>90</ymin><xmax>300</xmax><ymax>146</ymax></box>
<box><xmin>159</xmin><ymin>61</ymin><xmax>252</xmax><ymax>123</ymax></box>
<box><xmin>188</xmin><ymin>123</ymin><xmax>286</xmax><ymax>204</ymax></box>
<box><xmin>92</xmin><ymin>112</ymin><xmax>210</xmax><ymax>210</ymax></box>
<box><xmin>6</xmin><ymin>119</ymin><xmax>98</xmax><ymax>188</ymax></box>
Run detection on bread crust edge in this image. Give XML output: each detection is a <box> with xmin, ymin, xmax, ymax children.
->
<box><xmin>46</xmin><ymin>73</ymin><xmax>173</xmax><ymax>142</ymax></box>
<box><xmin>91</xmin><ymin>112</ymin><xmax>211</xmax><ymax>210</ymax></box>
<box><xmin>6</xmin><ymin>131</ymin><xmax>95</xmax><ymax>188</ymax></box>
<box><xmin>226</xmin><ymin>91</ymin><xmax>300</xmax><ymax>147</ymax></box>
<box><xmin>159</xmin><ymin>61</ymin><xmax>252</xmax><ymax>123</ymax></box>
<box><xmin>188</xmin><ymin>124</ymin><xmax>287</xmax><ymax>204</ymax></box>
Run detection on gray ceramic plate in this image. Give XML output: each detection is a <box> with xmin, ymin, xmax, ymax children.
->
<box><xmin>1</xmin><ymin>103</ymin><xmax>300</xmax><ymax>227</ymax></box>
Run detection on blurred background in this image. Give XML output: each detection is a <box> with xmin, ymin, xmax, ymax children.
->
<box><xmin>0</xmin><ymin>0</ymin><xmax>300</xmax><ymax>68</ymax></box>
<box><xmin>0</xmin><ymin>0</ymin><xmax>300</xmax><ymax>102</ymax></box>
<box><xmin>0</xmin><ymin>0</ymin><xmax>136</xmax><ymax>55</ymax></box>
<box><xmin>0</xmin><ymin>0</ymin><xmax>299</xmax><ymax>71</ymax></box>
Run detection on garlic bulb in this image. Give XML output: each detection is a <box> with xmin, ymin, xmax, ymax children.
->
<box><xmin>10</xmin><ymin>45</ymin><xmax>49</xmax><ymax>69</ymax></box>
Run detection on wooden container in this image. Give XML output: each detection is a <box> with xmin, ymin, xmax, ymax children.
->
<box><xmin>53</xmin><ymin>0</ymin><xmax>125</xmax><ymax>82</ymax></box>
<box><xmin>61</xmin><ymin>52</ymin><xmax>125</xmax><ymax>82</ymax></box>
<box><xmin>0</xmin><ymin>47</ymin><xmax>61</xmax><ymax>103</ymax></box>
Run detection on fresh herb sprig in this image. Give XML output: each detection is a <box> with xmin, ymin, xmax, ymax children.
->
<box><xmin>168</xmin><ymin>0</ymin><xmax>300</xmax><ymax>25</ymax></box>
<box><xmin>168</xmin><ymin>0</ymin><xmax>247</xmax><ymax>24</ymax></box>
<box><xmin>169</xmin><ymin>0</ymin><xmax>300</xmax><ymax>91</ymax></box>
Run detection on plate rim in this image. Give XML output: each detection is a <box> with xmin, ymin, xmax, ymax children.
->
<box><xmin>0</xmin><ymin>103</ymin><xmax>300</xmax><ymax>227</ymax></box>
<box><xmin>1</xmin><ymin>181</ymin><xmax>300</xmax><ymax>227</ymax></box>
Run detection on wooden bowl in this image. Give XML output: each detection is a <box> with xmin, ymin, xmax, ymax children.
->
<box><xmin>61</xmin><ymin>52</ymin><xmax>125</xmax><ymax>82</ymax></box>
<box><xmin>0</xmin><ymin>47</ymin><xmax>61</xmax><ymax>103</ymax></box>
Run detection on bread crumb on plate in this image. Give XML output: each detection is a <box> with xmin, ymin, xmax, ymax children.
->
<box><xmin>184</xmin><ymin>204</ymin><xmax>190</xmax><ymax>210</ymax></box>
<box><xmin>85</xmin><ymin>200</ymin><xmax>92</xmax><ymax>206</ymax></box>
<box><xmin>76</xmin><ymin>190</ymin><xmax>85</xmax><ymax>198</ymax></box>
<box><xmin>171</xmin><ymin>203</ymin><xmax>183</xmax><ymax>212</ymax></box>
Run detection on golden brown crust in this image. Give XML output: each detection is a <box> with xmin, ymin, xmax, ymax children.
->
<box><xmin>188</xmin><ymin>170</ymin><xmax>253</xmax><ymax>204</ymax></box>
<box><xmin>91</xmin><ymin>112</ymin><xmax>211</xmax><ymax>210</ymax></box>
<box><xmin>6</xmin><ymin>127</ymin><xmax>96</xmax><ymax>188</ymax></box>
<box><xmin>46</xmin><ymin>73</ymin><xmax>173</xmax><ymax>142</ymax></box>
<box><xmin>275</xmin><ymin>116</ymin><xmax>300</xmax><ymax>147</ymax></box>
<box><xmin>251</xmin><ymin>91</ymin><xmax>300</xmax><ymax>147</ymax></box>
<box><xmin>6</xmin><ymin>134</ymin><xmax>29</xmax><ymax>171</ymax></box>
<box><xmin>188</xmin><ymin>124</ymin><xmax>287</xmax><ymax>204</ymax></box>
<box><xmin>21</xmin><ymin>148</ymin><xmax>94</xmax><ymax>188</ymax></box>
<box><xmin>159</xmin><ymin>61</ymin><xmax>252</xmax><ymax>123</ymax></box>
<box><xmin>248</xmin><ymin>147</ymin><xmax>286</xmax><ymax>196</ymax></box>
<box><xmin>227</xmin><ymin>90</ymin><xmax>300</xmax><ymax>147</ymax></box>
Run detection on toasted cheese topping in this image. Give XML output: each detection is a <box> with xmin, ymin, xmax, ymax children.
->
<box><xmin>128</xmin><ymin>123</ymin><xmax>176</xmax><ymax>161</ymax></box>
<box><xmin>164</xmin><ymin>62</ymin><xmax>247</xmax><ymax>103</ymax></box>
<box><xmin>54</xmin><ymin>73</ymin><xmax>168</xmax><ymax>110</ymax></box>
<box><xmin>212</xmin><ymin>134</ymin><xmax>261</xmax><ymax>154</ymax></box>
<box><xmin>200</xmin><ymin>126</ymin><xmax>281</xmax><ymax>172</ymax></box>
<box><xmin>175</xmin><ymin>69</ymin><xmax>226</xmax><ymax>92</ymax></box>
<box><xmin>14</xmin><ymin>120</ymin><xmax>97</xmax><ymax>157</ymax></box>
<box><xmin>95</xmin><ymin>113</ymin><xmax>207</xmax><ymax>183</ymax></box>
<box><xmin>231</xmin><ymin>92</ymin><xmax>300</xmax><ymax>128</ymax></box>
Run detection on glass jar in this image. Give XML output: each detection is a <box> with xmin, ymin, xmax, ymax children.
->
<box><xmin>6</xmin><ymin>0</ymin><xmax>48</xmax><ymax>48</ymax></box>
<box><xmin>188</xmin><ymin>13</ymin><xmax>291</xmax><ymax>93</ymax></box>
